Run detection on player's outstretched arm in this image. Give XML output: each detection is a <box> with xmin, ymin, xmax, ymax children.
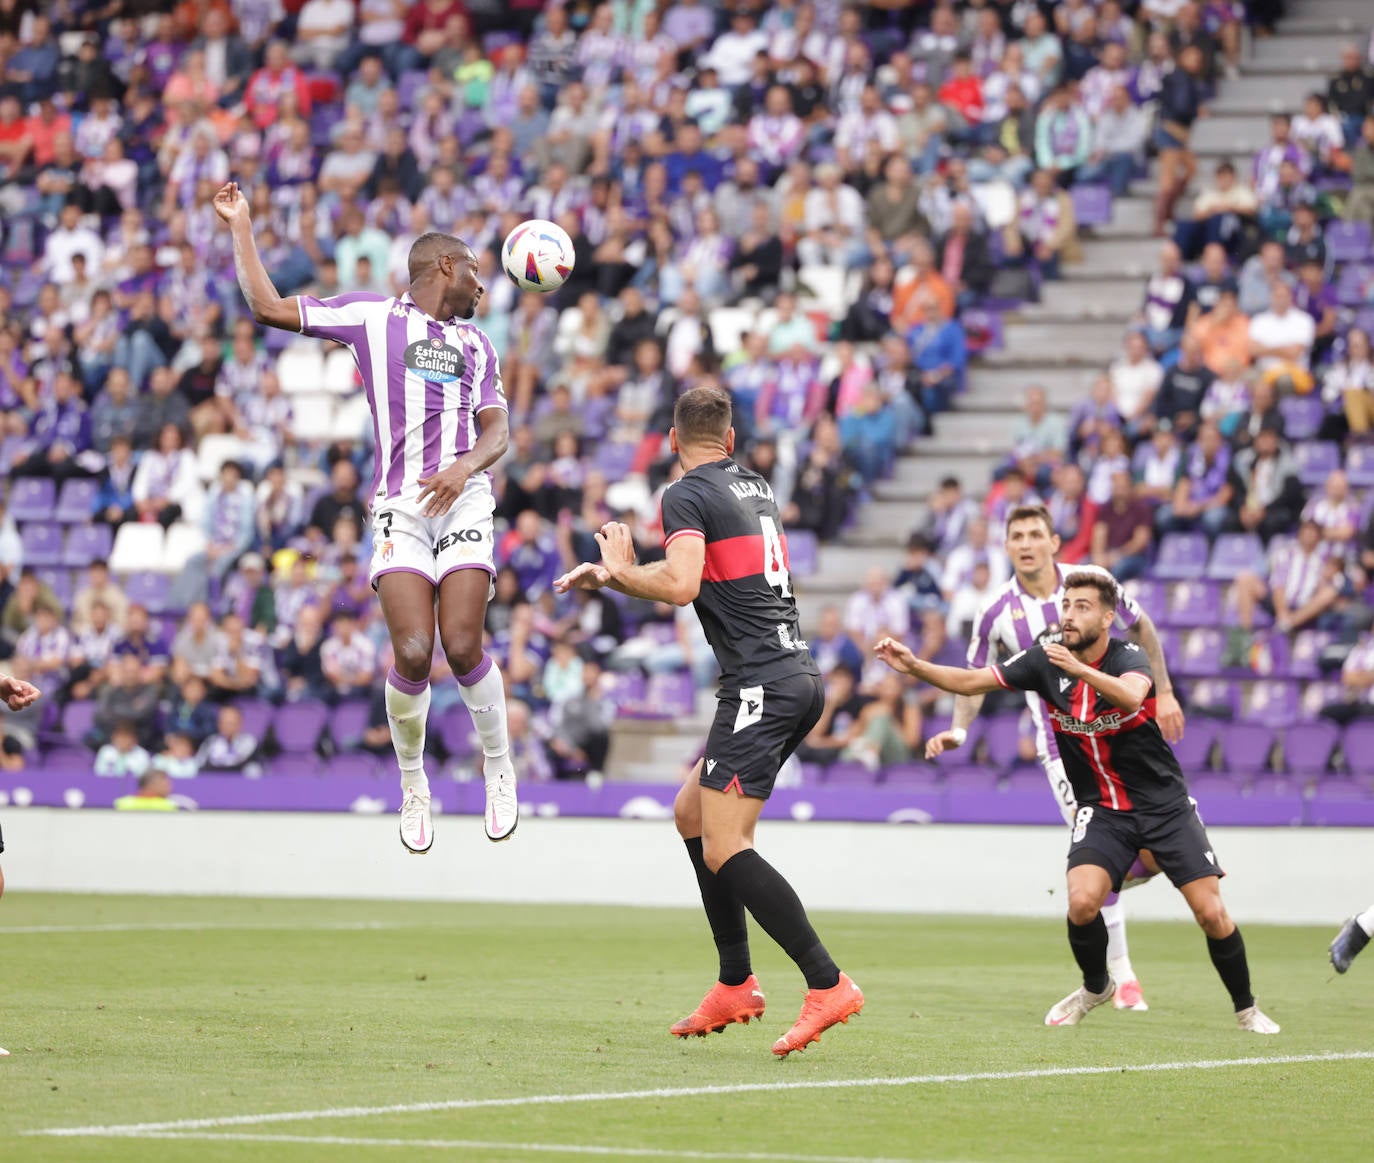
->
<box><xmin>0</xmin><ymin>672</ymin><xmax>40</xmax><ymax>711</ymax></box>
<box><xmin>212</xmin><ymin>182</ymin><xmax>303</xmax><ymax>332</ymax></box>
<box><xmin>874</xmin><ymin>638</ymin><xmax>1002</xmax><ymax>696</ymax></box>
<box><xmin>1134</xmin><ymin>611</ymin><xmax>1185</xmax><ymax>742</ymax></box>
<box><xmin>594</xmin><ymin>522</ymin><xmax>704</xmax><ymax>606</ymax></box>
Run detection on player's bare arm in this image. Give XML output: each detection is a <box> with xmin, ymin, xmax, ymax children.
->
<box><xmin>0</xmin><ymin>673</ymin><xmax>40</xmax><ymax>711</ymax></box>
<box><xmin>1042</xmin><ymin>643</ymin><xmax>1150</xmax><ymax>714</ymax></box>
<box><xmin>1134</xmin><ymin>611</ymin><xmax>1185</xmax><ymax>742</ymax></box>
<box><xmin>874</xmin><ymin>638</ymin><xmax>1003</xmax><ymax>696</ymax></box>
<box><xmin>926</xmin><ymin>692</ymin><xmax>986</xmax><ymax>759</ymax></box>
<box><xmin>589</xmin><ymin>521</ymin><xmax>705</xmax><ymax>606</ymax></box>
<box><xmin>416</xmin><ymin>405</ymin><xmax>510</xmax><ymax>518</ymax></box>
<box><xmin>213</xmin><ymin>181</ymin><xmax>303</xmax><ymax>332</ymax></box>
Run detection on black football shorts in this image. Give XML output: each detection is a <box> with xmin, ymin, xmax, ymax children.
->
<box><xmin>700</xmin><ymin>671</ymin><xmax>825</xmax><ymax>801</ymax></box>
<box><xmin>1066</xmin><ymin>798</ymin><xmax>1224</xmax><ymax>891</ymax></box>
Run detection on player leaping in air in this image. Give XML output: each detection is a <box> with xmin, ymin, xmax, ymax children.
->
<box><xmin>215</xmin><ymin>181</ymin><xmax>518</xmax><ymax>851</ymax></box>
<box><xmin>877</xmin><ymin>571</ymin><xmax>1278</xmax><ymax>1034</ymax></box>
<box><xmin>924</xmin><ymin>504</ymin><xmax>1183</xmax><ymax>1014</ymax></box>
<box><xmin>555</xmin><ymin>386</ymin><xmax>863</xmax><ymax>1057</ymax></box>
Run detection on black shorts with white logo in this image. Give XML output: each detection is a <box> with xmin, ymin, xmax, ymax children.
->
<box><xmin>1066</xmin><ymin>797</ymin><xmax>1224</xmax><ymax>891</ymax></box>
<box><xmin>700</xmin><ymin>671</ymin><xmax>825</xmax><ymax>801</ymax></box>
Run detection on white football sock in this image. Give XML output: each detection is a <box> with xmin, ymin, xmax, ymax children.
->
<box><xmin>1357</xmin><ymin>906</ymin><xmax>1374</xmax><ymax>939</ymax></box>
<box><xmin>386</xmin><ymin>668</ymin><xmax>431</xmax><ymax>793</ymax></box>
<box><xmin>1103</xmin><ymin>898</ymin><xmax>1136</xmax><ymax>983</ymax></box>
<box><xmin>457</xmin><ymin>654</ymin><xmax>511</xmax><ymax>763</ymax></box>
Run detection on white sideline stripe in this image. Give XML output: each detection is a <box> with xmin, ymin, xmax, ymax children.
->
<box><xmin>31</xmin><ymin>1051</ymin><xmax>1374</xmax><ymax>1138</ymax></box>
<box><xmin>86</xmin><ymin>1131</ymin><xmax>925</xmax><ymax>1163</ymax></box>
<box><xmin>1</xmin><ymin>921</ymin><xmax>407</xmax><ymax>935</ymax></box>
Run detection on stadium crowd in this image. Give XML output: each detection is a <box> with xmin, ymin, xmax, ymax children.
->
<box><xmin>1</xmin><ymin>0</ymin><xmax>1373</xmax><ymax>788</ymax></box>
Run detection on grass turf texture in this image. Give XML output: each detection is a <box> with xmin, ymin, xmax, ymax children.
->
<box><xmin>2</xmin><ymin>894</ymin><xmax>1371</xmax><ymax>1162</ymax></box>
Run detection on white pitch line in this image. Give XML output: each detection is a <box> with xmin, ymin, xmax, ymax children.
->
<box><xmin>31</xmin><ymin>1051</ymin><xmax>1374</xmax><ymax>1138</ymax></box>
<box><xmin>1</xmin><ymin>920</ymin><xmax>408</xmax><ymax>935</ymax></box>
<box><xmin>92</xmin><ymin>1131</ymin><xmax>927</xmax><ymax>1163</ymax></box>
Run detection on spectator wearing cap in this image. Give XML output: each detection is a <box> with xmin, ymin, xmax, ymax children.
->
<box><xmin>1250</xmin><ymin>280</ymin><xmax>1316</xmax><ymax>396</ymax></box>
<box><xmin>1079</xmin><ymin>85</ymin><xmax>1149</xmax><ymax>198</ymax></box>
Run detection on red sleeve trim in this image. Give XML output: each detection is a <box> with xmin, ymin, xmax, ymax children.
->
<box><xmin>991</xmin><ymin>666</ymin><xmax>1011</xmax><ymax>690</ymax></box>
<box><xmin>664</xmin><ymin>528</ymin><xmax>706</xmax><ymax>547</ymax></box>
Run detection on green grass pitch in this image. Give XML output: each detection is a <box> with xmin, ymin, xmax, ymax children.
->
<box><xmin>2</xmin><ymin>893</ymin><xmax>1371</xmax><ymax>1162</ymax></box>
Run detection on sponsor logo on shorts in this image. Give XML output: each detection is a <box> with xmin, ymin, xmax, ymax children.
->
<box><xmin>434</xmin><ymin>528</ymin><xmax>486</xmax><ymax>552</ymax></box>
<box><xmin>733</xmin><ymin>685</ymin><xmax>764</xmax><ymax>733</ymax></box>
<box><xmin>403</xmin><ymin>338</ymin><xmax>466</xmax><ymax>384</ymax></box>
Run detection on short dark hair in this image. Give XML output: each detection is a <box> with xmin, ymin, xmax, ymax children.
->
<box><xmin>673</xmin><ymin>386</ymin><xmax>733</xmax><ymax>446</ymax></box>
<box><xmin>1005</xmin><ymin>504</ymin><xmax>1055</xmax><ymax>537</ymax></box>
<box><xmin>1063</xmin><ymin>570</ymin><xmax>1119</xmax><ymax>614</ymax></box>
<box><xmin>407</xmin><ymin>231</ymin><xmax>471</xmax><ymax>281</ymax></box>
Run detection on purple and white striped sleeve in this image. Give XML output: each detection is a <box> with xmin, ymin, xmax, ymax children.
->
<box><xmin>967</xmin><ymin>592</ymin><xmax>1008</xmax><ymax>669</ymax></box>
<box><xmin>297</xmin><ymin>292</ymin><xmax>387</xmax><ymax>343</ymax></box>
<box><xmin>474</xmin><ymin>330</ymin><xmax>508</xmax><ymax>414</ymax></box>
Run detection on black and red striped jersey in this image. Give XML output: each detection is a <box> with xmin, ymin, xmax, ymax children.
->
<box><xmin>660</xmin><ymin>459</ymin><xmax>819</xmax><ymax>689</ymax></box>
<box><xmin>992</xmin><ymin>638</ymin><xmax>1188</xmax><ymax>813</ymax></box>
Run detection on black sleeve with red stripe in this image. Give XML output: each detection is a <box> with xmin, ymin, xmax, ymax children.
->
<box><xmin>660</xmin><ymin>480</ymin><xmax>709</xmax><ymax>548</ymax></box>
<box><xmin>993</xmin><ymin>645</ymin><xmax>1051</xmax><ymax>698</ymax></box>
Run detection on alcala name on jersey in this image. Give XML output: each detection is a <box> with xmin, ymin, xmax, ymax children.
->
<box><xmin>728</xmin><ymin>479</ymin><xmax>775</xmax><ymax>502</ymax></box>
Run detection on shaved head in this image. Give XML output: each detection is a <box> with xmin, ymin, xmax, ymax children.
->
<box><xmin>407</xmin><ymin>231</ymin><xmax>472</xmax><ymax>282</ymax></box>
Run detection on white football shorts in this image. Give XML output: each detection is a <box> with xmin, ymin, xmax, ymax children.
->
<box><xmin>369</xmin><ymin>474</ymin><xmax>497</xmax><ymax>590</ymax></box>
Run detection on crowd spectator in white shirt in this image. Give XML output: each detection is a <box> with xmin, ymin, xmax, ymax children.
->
<box><xmin>321</xmin><ymin>610</ymin><xmax>378</xmax><ymax>702</ymax></box>
<box><xmin>1249</xmin><ymin>279</ymin><xmax>1316</xmax><ymax>395</ymax></box>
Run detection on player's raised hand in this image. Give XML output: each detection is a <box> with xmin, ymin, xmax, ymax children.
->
<box><xmin>874</xmin><ymin>636</ymin><xmax>917</xmax><ymax>676</ymax></box>
<box><xmin>0</xmin><ymin>673</ymin><xmax>40</xmax><ymax>711</ymax></box>
<box><xmin>212</xmin><ymin>181</ymin><xmax>250</xmax><ymax>225</ymax></box>
<box><xmin>594</xmin><ymin>522</ymin><xmax>636</xmax><ymax>575</ymax></box>
<box><xmin>1043</xmin><ymin>642</ymin><xmax>1087</xmax><ymax>677</ymax></box>
<box><xmin>553</xmin><ymin>562</ymin><xmax>611</xmax><ymax>594</ymax></box>
<box><xmin>924</xmin><ymin>730</ymin><xmax>964</xmax><ymax>760</ymax></box>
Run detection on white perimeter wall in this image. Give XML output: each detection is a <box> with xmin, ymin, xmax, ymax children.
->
<box><xmin>3</xmin><ymin>810</ymin><xmax>1370</xmax><ymax>924</ymax></box>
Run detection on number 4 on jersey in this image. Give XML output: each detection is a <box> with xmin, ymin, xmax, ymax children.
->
<box><xmin>760</xmin><ymin>516</ymin><xmax>791</xmax><ymax>598</ymax></box>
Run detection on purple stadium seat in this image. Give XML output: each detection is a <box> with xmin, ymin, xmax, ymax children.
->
<box><xmin>1345</xmin><ymin>445</ymin><xmax>1374</xmax><ymax>489</ymax></box>
<box><xmin>1343</xmin><ymin>721</ymin><xmax>1374</xmax><ymax>780</ymax></box>
<box><xmin>1286</xmin><ymin>630</ymin><xmax>1331</xmax><ymax>679</ymax></box>
<box><xmin>437</xmin><ymin>713</ymin><xmax>476</xmax><ymax>757</ymax></box>
<box><xmin>1125</xmin><ymin>579</ymin><xmax>1168</xmax><ymax>618</ymax></box>
<box><xmin>1206</xmin><ymin>534</ymin><xmax>1265</xmax><ymax>581</ymax></box>
<box><xmin>645</xmin><ymin>671</ymin><xmax>696</xmax><ymax>718</ymax></box>
<box><xmin>1187</xmin><ymin>678</ymin><xmax>1238</xmax><ymax>718</ymax></box>
<box><xmin>1355</xmin><ymin>306</ymin><xmax>1374</xmax><ymax>341</ymax></box>
<box><xmin>1071</xmin><ymin>184</ymin><xmax>1113</xmax><ymax>226</ymax></box>
<box><xmin>61</xmin><ymin>700</ymin><xmax>96</xmax><ymax>741</ymax></box>
<box><xmin>1334</xmin><ymin>263</ymin><xmax>1373</xmax><ymax>306</ymax></box>
<box><xmin>0</xmin><ymin>436</ymin><xmax>32</xmax><ymax>474</ymax></box>
<box><xmin>1281</xmin><ymin>721</ymin><xmax>1340</xmax><ymax>777</ymax></box>
<box><xmin>62</xmin><ymin>523</ymin><xmax>114</xmax><ymax>567</ymax></box>
<box><xmin>9</xmin><ymin>477</ymin><xmax>55</xmax><ymax>521</ymax></box>
<box><xmin>785</xmin><ymin>529</ymin><xmax>818</xmax><ymax>578</ymax></box>
<box><xmin>319</xmin><ymin>752</ymin><xmax>381</xmax><ymax>779</ymax></box>
<box><xmin>1171</xmin><ymin>717</ymin><xmax>1218</xmax><ymax>772</ymax></box>
<box><xmin>881</xmin><ymin>762</ymin><xmax>943</xmax><ymax>789</ymax></box>
<box><xmin>984</xmin><ymin>713</ymin><xmax>1025</xmax><ymax>770</ymax></box>
<box><xmin>1300</xmin><ymin>681</ymin><xmax>1348</xmax><ymax>720</ymax></box>
<box><xmin>123</xmin><ymin>572</ymin><xmax>172</xmax><ymax>613</ymax></box>
<box><xmin>798</xmin><ymin>762</ymin><xmax>825</xmax><ymax>785</ymax></box>
<box><xmin>1221</xmin><ymin>582</ymin><xmax>1272</xmax><ymax>629</ymax></box>
<box><xmin>822</xmin><ymin>761</ymin><xmax>879</xmax><ymax>785</ymax></box>
<box><xmin>1240</xmin><ymin>680</ymin><xmax>1300</xmax><ymax>728</ymax></box>
<box><xmin>44</xmin><ymin>746</ymin><xmax>93</xmax><ymax>774</ymax></box>
<box><xmin>1278</xmin><ymin>396</ymin><xmax>1325</xmax><ymax>442</ymax></box>
<box><xmin>1293</xmin><ymin>441</ymin><xmax>1342</xmax><ymax>488</ymax></box>
<box><xmin>1326</xmin><ymin>220</ymin><xmax>1373</xmax><ymax>263</ymax></box>
<box><xmin>1176</xmin><ymin>627</ymin><xmax>1226</xmax><ymax>677</ymax></box>
<box><xmin>20</xmin><ymin>521</ymin><xmax>63</xmax><ymax>566</ymax></box>
<box><xmin>1219</xmin><ymin>722</ymin><xmax>1275</xmax><ymax>775</ymax></box>
<box><xmin>329</xmin><ymin>700</ymin><xmax>370</xmax><ymax>750</ymax></box>
<box><xmin>236</xmin><ymin>699</ymin><xmax>274</xmax><ymax>742</ymax></box>
<box><xmin>1163</xmin><ymin>580</ymin><xmax>1222</xmax><ymax>628</ymax></box>
<box><xmin>604</xmin><ymin>670</ymin><xmax>647</xmax><ymax>713</ymax></box>
<box><xmin>593</xmin><ymin>441</ymin><xmax>638</xmax><ymax>480</ymax></box>
<box><xmin>55</xmin><ymin>478</ymin><xmax>100</xmax><ymax>524</ymax></box>
<box><xmin>35</xmin><ymin>567</ymin><xmax>73</xmax><ymax>608</ymax></box>
<box><xmin>1151</xmin><ymin>532</ymin><xmax>1209</xmax><ymax>580</ymax></box>
<box><xmin>273</xmin><ymin>701</ymin><xmax>328</xmax><ymax>753</ymax></box>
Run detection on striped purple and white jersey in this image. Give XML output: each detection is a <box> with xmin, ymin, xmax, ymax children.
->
<box><xmin>295</xmin><ymin>292</ymin><xmax>507</xmax><ymax>503</ymax></box>
<box><xmin>966</xmin><ymin>563</ymin><xmax>1142</xmax><ymax>762</ymax></box>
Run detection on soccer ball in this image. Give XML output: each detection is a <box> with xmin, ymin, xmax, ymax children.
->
<box><xmin>501</xmin><ymin>219</ymin><xmax>575</xmax><ymax>292</ymax></box>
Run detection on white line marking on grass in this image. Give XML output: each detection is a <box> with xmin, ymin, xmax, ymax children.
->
<box><xmin>31</xmin><ymin>1051</ymin><xmax>1374</xmax><ymax>1138</ymax></box>
<box><xmin>1</xmin><ymin>920</ymin><xmax>406</xmax><ymax>935</ymax></box>
<box><xmin>92</xmin><ymin>1131</ymin><xmax>926</xmax><ymax>1163</ymax></box>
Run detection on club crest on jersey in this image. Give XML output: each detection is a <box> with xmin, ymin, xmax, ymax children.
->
<box><xmin>403</xmin><ymin>338</ymin><xmax>466</xmax><ymax>384</ymax></box>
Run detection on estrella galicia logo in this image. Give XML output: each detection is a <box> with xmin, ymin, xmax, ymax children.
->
<box><xmin>404</xmin><ymin>337</ymin><xmax>466</xmax><ymax>384</ymax></box>
<box><xmin>1037</xmin><ymin>621</ymin><xmax>1063</xmax><ymax>645</ymax></box>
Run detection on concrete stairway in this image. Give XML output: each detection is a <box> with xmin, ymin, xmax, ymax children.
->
<box><xmin>793</xmin><ymin>0</ymin><xmax>1347</xmax><ymax>629</ymax></box>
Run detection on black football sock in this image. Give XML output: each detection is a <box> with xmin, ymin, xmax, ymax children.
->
<box><xmin>715</xmin><ymin>849</ymin><xmax>840</xmax><ymax>990</ymax></box>
<box><xmin>1067</xmin><ymin>915</ymin><xmax>1111</xmax><ymax>995</ymax></box>
<box><xmin>1207</xmin><ymin>927</ymin><xmax>1256</xmax><ymax>1012</ymax></box>
<box><xmin>684</xmin><ymin>837</ymin><xmax>752</xmax><ymax>986</ymax></box>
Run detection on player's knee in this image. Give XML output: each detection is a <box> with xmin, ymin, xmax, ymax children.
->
<box><xmin>702</xmin><ymin>835</ymin><xmax>746</xmax><ymax>874</ymax></box>
<box><xmin>442</xmin><ymin>632</ymin><xmax>483</xmax><ymax>679</ymax></box>
<box><xmin>393</xmin><ymin>632</ymin><xmax>434</xmax><ymax>681</ymax></box>
<box><xmin>1066</xmin><ymin>888</ymin><xmax>1102</xmax><ymax>926</ymax></box>
<box><xmin>1190</xmin><ymin>895</ymin><xmax>1230</xmax><ymax>936</ymax></box>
